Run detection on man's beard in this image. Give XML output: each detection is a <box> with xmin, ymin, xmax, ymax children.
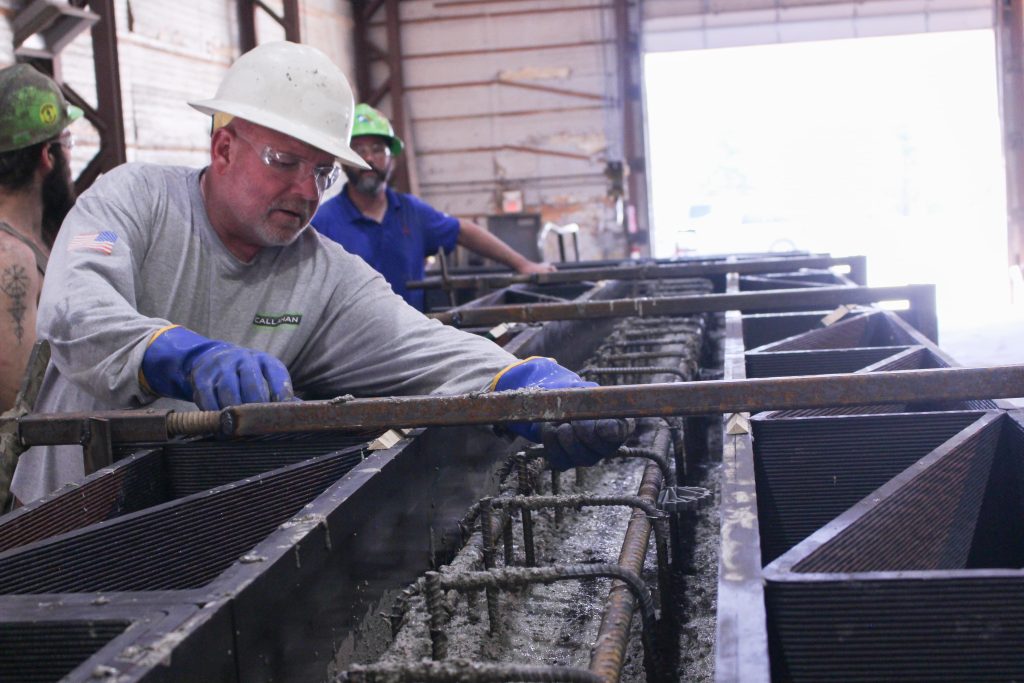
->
<box><xmin>344</xmin><ymin>165</ymin><xmax>388</xmax><ymax>196</ymax></box>
<box><xmin>41</xmin><ymin>145</ymin><xmax>76</xmax><ymax>249</ymax></box>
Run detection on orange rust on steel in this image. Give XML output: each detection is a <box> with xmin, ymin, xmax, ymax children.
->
<box><xmin>430</xmin><ymin>285</ymin><xmax>930</xmax><ymax>326</ymax></box>
<box><xmin>410</xmin><ymin>255</ymin><xmax>862</xmax><ymax>290</ymax></box>
<box><xmin>14</xmin><ymin>366</ymin><xmax>1024</xmax><ymax>444</ymax></box>
<box><xmin>206</xmin><ymin>365</ymin><xmax>1024</xmax><ymax>438</ymax></box>
<box><xmin>590</xmin><ymin>427</ymin><xmax>668</xmax><ymax>683</ymax></box>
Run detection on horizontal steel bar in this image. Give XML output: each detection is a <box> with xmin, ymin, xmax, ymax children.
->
<box><xmin>11</xmin><ymin>364</ymin><xmax>1016</xmax><ymax>446</ymax></box>
<box><xmin>430</xmin><ymin>285</ymin><xmax>933</xmax><ymax>327</ymax></box>
<box><xmin>13</xmin><ymin>408</ymin><xmax>172</xmax><ymax>445</ymax></box>
<box><xmin>209</xmin><ymin>365</ymin><xmax>1023</xmax><ymax>438</ymax></box>
<box><xmin>409</xmin><ymin>255</ymin><xmax>862</xmax><ymax>291</ymax></box>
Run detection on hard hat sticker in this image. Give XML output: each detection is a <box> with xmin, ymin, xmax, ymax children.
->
<box><xmin>39</xmin><ymin>103</ymin><xmax>57</xmax><ymax>124</ymax></box>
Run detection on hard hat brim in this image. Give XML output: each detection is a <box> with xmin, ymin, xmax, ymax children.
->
<box><xmin>188</xmin><ymin>98</ymin><xmax>370</xmax><ymax>170</ymax></box>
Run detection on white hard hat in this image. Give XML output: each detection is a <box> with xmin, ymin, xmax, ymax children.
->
<box><xmin>189</xmin><ymin>41</ymin><xmax>369</xmax><ymax>169</ymax></box>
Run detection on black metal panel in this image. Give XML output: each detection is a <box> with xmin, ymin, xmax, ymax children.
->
<box><xmin>752</xmin><ymin>411</ymin><xmax>986</xmax><ymax>564</ymax></box>
<box><xmin>0</xmin><ymin>620</ymin><xmax>127</xmax><ymax>683</ymax></box>
<box><xmin>970</xmin><ymin>412</ymin><xmax>1024</xmax><ymax>567</ymax></box>
<box><xmin>0</xmin><ymin>599</ymin><xmax>235</xmax><ymax>683</ymax></box>
<box><xmin>161</xmin><ymin>431</ymin><xmax>373</xmax><ymax>497</ymax></box>
<box><xmin>0</xmin><ymin>448</ymin><xmax>165</xmax><ymax>553</ymax></box>
<box><xmin>764</xmin><ymin>576</ymin><xmax>1024</xmax><ymax>682</ymax></box>
<box><xmin>793</xmin><ymin>415</ymin><xmax>1002</xmax><ymax>572</ymax></box>
<box><xmin>745</xmin><ymin>346</ymin><xmax>910</xmax><ymax>378</ymax></box>
<box><xmin>741</xmin><ymin>311</ymin><xmax>832</xmax><ymax>349</ymax></box>
<box><xmin>0</xmin><ymin>445</ymin><xmax>365</xmax><ymax>594</ymax></box>
<box><xmin>219</xmin><ymin>425</ymin><xmax>512</xmax><ymax>682</ymax></box>
<box><xmin>759</xmin><ymin>413</ymin><xmax>1024</xmax><ymax>682</ymax></box>
<box><xmin>738</xmin><ymin>275</ymin><xmax>831</xmax><ymax>290</ymax></box>
<box><xmin>0</xmin><ymin>433</ymin><xmax>373</xmax><ymax>554</ymax></box>
<box><xmin>753</xmin><ymin>309</ymin><xmax>913</xmax><ymax>352</ymax></box>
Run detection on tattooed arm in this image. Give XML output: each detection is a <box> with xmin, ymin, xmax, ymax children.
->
<box><xmin>0</xmin><ymin>237</ymin><xmax>42</xmax><ymax>411</ymax></box>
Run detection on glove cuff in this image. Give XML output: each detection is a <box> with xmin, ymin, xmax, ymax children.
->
<box><xmin>140</xmin><ymin>325</ymin><xmax>227</xmax><ymax>401</ymax></box>
<box><xmin>491</xmin><ymin>356</ymin><xmax>592</xmax><ymax>392</ymax></box>
<box><xmin>490</xmin><ymin>356</ymin><xmax>596</xmax><ymax>443</ymax></box>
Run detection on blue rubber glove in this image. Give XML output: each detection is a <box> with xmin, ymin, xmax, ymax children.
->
<box><xmin>491</xmin><ymin>356</ymin><xmax>635</xmax><ymax>471</ymax></box>
<box><xmin>140</xmin><ymin>325</ymin><xmax>293</xmax><ymax>410</ymax></box>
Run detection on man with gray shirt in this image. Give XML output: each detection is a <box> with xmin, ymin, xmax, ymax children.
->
<box><xmin>10</xmin><ymin>41</ymin><xmax>632</xmax><ymax>504</ymax></box>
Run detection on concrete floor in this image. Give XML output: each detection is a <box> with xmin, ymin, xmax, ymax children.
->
<box><xmin>938</xmin><ymin>305</ymin><xmax>1024</xmax><ymax>406</ymax></box>
<box><xmin>939</xmin><ymin>305</ymin><xmax>1024</xmax><ymax>366</ymax></box>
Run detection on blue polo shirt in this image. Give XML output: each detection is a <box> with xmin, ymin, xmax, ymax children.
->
<box><xmin>312</xmin><ymin>187</ymin><xmax>460</xmax><ymax>310</ymax></box>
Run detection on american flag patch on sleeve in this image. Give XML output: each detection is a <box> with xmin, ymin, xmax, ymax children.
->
<box><xmin>68</xmin><ymin>231</ymin><xmax>118</xmax><ymax>255</ymax></box>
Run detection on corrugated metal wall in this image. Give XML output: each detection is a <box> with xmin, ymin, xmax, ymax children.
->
<box><xmin>0</xmin><ymin>1</ymin><xmax>633</xmax><ymax>263</ymax></box>
<box><xmin>0</xmin><ymin>1</ymin><xmax>353</xmax><ymax>175</ymax></box>
<box><xmin>385</xmin><ymin>0</ymin><xmax>632</xmax><ymax>262</ymax></box>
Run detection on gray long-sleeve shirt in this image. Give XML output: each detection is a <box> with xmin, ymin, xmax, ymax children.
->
<box><xmin>12</xmin><ymin>163</ymin><xmax>517</xmax><ymax>502</ymax></box>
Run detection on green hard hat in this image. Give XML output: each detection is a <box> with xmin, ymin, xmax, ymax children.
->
<box><xmin>351</xmin><ymin>103</ymin><xmax>404</xmax><ymax>157</ymax></box>
<box><xmin>0</xmin><ymin>64</ymin><xmax>82</xmax><ymax>153</ymax></box>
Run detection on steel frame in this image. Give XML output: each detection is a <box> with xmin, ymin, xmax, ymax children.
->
<box><xmin>237</xmin><ymin>0</ymin><xmax>300</xmax><ymax>52</ymax></box>
<box><xmin>715</xmin><ymin>273</ymin><xmax>1024</xmax><ymax>681</ymax></box>
<box><xmin>1</xmin><ymin>255</ymin><xmax>1015</xmax><ymax>681</ymax></box>
<box><xmin>17</xmin><ymin>0</ymin><xmax>127</xmax><ymax>194</ymax></box>
<box><xmin>411</xmin><ymin>254</ymin><xmax>869</xmax><ymax>293</ymax></box>
<box><xmin>351</xmin><ymin>0</ymin><xmax>411</xmax><ymax>193</ymax></box>
<box><xmin>613</xmin><ymin>0</ymin><xmax>650</xmax><ymax>255</ymax></box>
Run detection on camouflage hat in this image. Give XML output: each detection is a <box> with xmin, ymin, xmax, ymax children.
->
<box><xmin>0</xmin><ymin>64</ymin><xmax>82</xmax><ymax>153</ymax></box>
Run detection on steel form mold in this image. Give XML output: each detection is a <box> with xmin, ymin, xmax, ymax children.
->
<box><xmin>718</xmin><ymin>280</ymin><xmax>1022</xmax><ymax>682</ymax></box>
<box><xmin>0</xmin><ymin>256</ymin><xmax>966</xmax><ymax>682</ymax></box>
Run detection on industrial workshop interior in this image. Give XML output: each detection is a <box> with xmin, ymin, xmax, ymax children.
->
<box><xmin>3</xmin><ymin>0</ymin><xmax>1024</xmax><ymax>681</ymax></box>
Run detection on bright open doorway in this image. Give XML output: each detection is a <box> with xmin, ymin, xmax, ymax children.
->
<box><xmin>644</xmin><ymin>29</ymin><xmax>1024</xmax><ymax>364</ymax></box>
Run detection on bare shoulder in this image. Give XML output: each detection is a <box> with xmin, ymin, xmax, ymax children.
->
<box><xmin>0</xmin><ymin>233</ymin><xmax>43</xmax><ymax>301</ymax></box>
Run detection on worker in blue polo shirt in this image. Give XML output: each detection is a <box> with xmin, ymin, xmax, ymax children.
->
<box><xmin>311</xmin><ymin>104</ymin><xmax>554</xmax><ymax>310</ymax></box>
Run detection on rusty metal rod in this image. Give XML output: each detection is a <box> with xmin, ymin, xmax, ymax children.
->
<box><xmin>601</xmin><ymin>339</ymin><xmax>691</xmax><ymax>351</ymax></box>
<box><xmin>424</xmin><ymin>571</ymin><xmax>449</xmax><ymax>660</ymax></box>
<box><xmin>516</xmin><ymin>458</ymin><xmax>536</xmax><ymax>566</ymax></box>
<box><xmin>408</xmin><ymin>254</ymin><xmax>863</xmax><ymax>291</ymax></box>
<box><xmin>550</xmin><ymin>470</ymin><xmax>563</xmax><ymax>525</ymax></box>
<box><xmin>427</xmin><ymin>284</ymin><xmax>933</xmax><ymax>327</ymax></box>
<box><xmin>13</xmin><ymin>364</ymin><xmax>1022</xmax><ymax>444</ymax></box>
<box><xmin>341</xmin><ymin>659</ymin><xmax>605</xmax><ymax>683</ymax></box>
<box><xmin>590</xmin><ymin>425</ymin><xmax>670</xmax><ymax>683</ymax></box>
<box><xmin>437</xmin><ymin>564</ymin><xmax>662</xmax><ymax>683</ymax></box>
<box><xmin>490</xmin><ymin>495</ymin><xmax>673</xmax><ymax>615</ymax></box>
<box><xmin>598</xmin><ymin>352</ymin><xmax>695</xmax><ymax>363</ymax></box>
<box><xmin>618</xmin><ymin>447</ymin><xmax>675</xmax><ymax>487</ymax></box>
<box><xmin>502</xmin><ymin>518</ymin><xmax>515</xmax><ymax>567</ymax></box>
<box><xmin>212</xmin><ymin>365</ymin><xmax>1022</xmax><ymax>438</ymax></box>
<box><xmin>620</xmin><ymin>325</ymin><xmax>702</xmax><ymax>337</ymax></box>
<box><xmin>582</xmin><ymin>366</ymin><xmax>689</xmax><ymax>380</ymax></box>
<box><xmin>478</xmin><ymin>498</ymin><xmax>501</xmax><ymax>634</ymax></box>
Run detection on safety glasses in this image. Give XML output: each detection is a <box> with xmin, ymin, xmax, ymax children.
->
<box><xmin>231</xmin><ymin>128</ymin><xmax>341</xmax><ymax>193</ymax></box>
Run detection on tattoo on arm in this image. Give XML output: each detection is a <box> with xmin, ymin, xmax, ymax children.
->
<box><xmin>0</xmin><ymin>264</ymin><xmax>29</xmax><ymax>344</ymax></box>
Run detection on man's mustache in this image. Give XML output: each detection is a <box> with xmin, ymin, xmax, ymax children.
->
<box><xmin>272</xmin><ymin>199</ymin><xmax>317</xmax><ymax>220</ymax></box>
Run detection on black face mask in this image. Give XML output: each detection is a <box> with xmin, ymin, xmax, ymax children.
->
<box><xmin>40</xmin><ymin>142</ymin><xmax>75</xmax><ymax>249</ymax></box>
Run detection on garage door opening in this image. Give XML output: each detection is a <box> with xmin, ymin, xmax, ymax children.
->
<box><xmin>644</xmin><ymin>29</ymin><xmax>1017</xmax><ymax>351</ymax></box>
